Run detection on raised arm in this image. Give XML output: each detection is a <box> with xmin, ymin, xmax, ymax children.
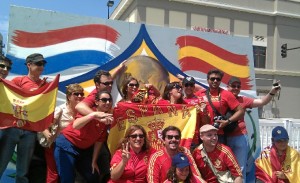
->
<box><xmin>252</xmin><ymin>81</ymin><xmax>281</xmax><ymax>108</ymax></box>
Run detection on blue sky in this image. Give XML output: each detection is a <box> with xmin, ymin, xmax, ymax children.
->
<box><xmin>0</xmin><ymin>0</ymin><xmax>120</xmax><ymax>53</ymax></box>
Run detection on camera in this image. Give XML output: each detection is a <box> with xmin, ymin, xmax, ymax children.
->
<box><xmin>213</xmin><ymin>116</ymin><xmax>225</xmax><ymax>129</ymax></box>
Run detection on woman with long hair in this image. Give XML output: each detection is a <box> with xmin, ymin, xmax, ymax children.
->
<box><xmin>159</xmin><ymin>82</ymin><xmax>186</xmax><ymax>104</ymax></box>
<box><xmin>109</xmin><ymin>125</ymin><xmax>155</xmax><ymax>182</ymax></box>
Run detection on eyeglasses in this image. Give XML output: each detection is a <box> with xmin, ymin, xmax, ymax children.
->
<box><xmin>129</xmin><ymin>134</ymin><xmax>145</xmax><ymax>139</ymax></box>
<box><xmin>98</xmin><ymin>97</ymin><xmax>112</xmax><ymax>103</ymax></box>
<box><xmin>184</xmin><ymin>83</ymin><xmax>195</xmax><ymax>87</ymax></box>
<box><xmin>230</xmin><ymin>84</ymin><xmax>241</xmax><ymax>89</ymax></box>
<box><xmin>0</xmin><ymin>64</ymin><xmax>11</xmax><ymax>71</ymax></box>
<box><xmin>173</xmin><ymin>83</ymin><xmax>182</xmax><ymax>90</ymax></box>
<box><xmin>166</xmin><ymin>135</ymin><xmax>180</xmax><ymax>140</ymax></box>
<box><xmin>209</xmin><ymin>77</ymin><xmax>221</xmax><ymax>82</ymax></box>
<box><xmin>128</xmin><ymin>83</ymin><xmax>139</xmax><ymax>87</ymax></box>
<box><xmin>72</xmin><ymin>92</ymin><xmax>84</xmax><ymax>97</ymax></box>
<box><xmin>33</xmin><ymin>61</ymin><xmax>46</xmax><ymax>67</ymax></box>
<box><xmin>99</xmin><ymin>81</ymin><xmax>113</xmax><ymax>86</ymax></box>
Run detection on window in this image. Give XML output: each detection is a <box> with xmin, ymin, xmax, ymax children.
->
<box><xmin>253</xmin><ymin>46</ymin><xmax>266</xmax><ymax>68</ymax></box>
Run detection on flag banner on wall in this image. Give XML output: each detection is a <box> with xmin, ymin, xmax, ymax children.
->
<box><xmin>0</xmin><ymin>75</ymin><xmax>60</xmax><ymax>132</ymax></box>
<box><xmin>108</xmin><ymin>102</ymin><xmax>197</xmax><ymax>154</ymax></box>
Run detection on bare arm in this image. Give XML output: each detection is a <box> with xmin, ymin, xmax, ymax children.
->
<box><xmin>75</xmin><ymin>101</ymin><xmax>95</xmax><ymax>116</ymax></box>
<box><xmin>234</xmin><ymin>176</ymin><xmax>243</xmax><ymax>183</ymax></box>
<box><xmin>252</xmin><ymin>81</ymin><xmax>281</xmax><ymax>108</ymax></box>
<box><xmin>72</xmin><ymin>112</ymin><xmax>113</xmax><ymax>129</ymax></box>
<box><xmin>218</xmin><ymin>105</ymin><xmax>245</xmax><ymax>128</ymax></box>
<box><xmin>111</xmin><ymin>60</ymin><xmax>127</xmax><ymax>79</ymax></box>
<box><xmin>91</xmin><ymin>142</ymin><xmax>103</xmax><ymax>174</ymax></box>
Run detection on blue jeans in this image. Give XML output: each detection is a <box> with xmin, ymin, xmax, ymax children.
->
<box><xmin>54</xmin><ymin>134</ymin><xmax>99</xmax><ymax>183</ymax></box>
<box><xmin>0</xmin><ymin>128</ymin><xmax>36</xmax><ymax>183</ymax></box>
<box><xmin>226</xmin><ymin>134</ymin><xmax>249</xmax><ymax>182</ymax></box>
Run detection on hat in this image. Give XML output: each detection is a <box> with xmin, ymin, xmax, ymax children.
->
<box><xmin>172</xmin><ymin>153</ymin><xmax>190</xmax><ymax>168</ymax></box>
<box><xmin>182</xmin><ymin>76</ymin><xmax>196</xmax><ymax>85</ymax></box>
<box><xmin>272</xmin><ymin>126</ymin><xmax>289</xmax><ymax>141</ymax></box>
<box><xmin>228</xmin><ymin>76</ymin><xmax>241</xmax><ymax>85</ymax></box>
<box><xmin>25</xmin><ymin>53</ymin><xmax>47</xmax><ymax>64</ymax></box>
<box><xmin>200</xmin><ymin>124</ymin><xmax>218</xmax><ymax>133</ymax></box>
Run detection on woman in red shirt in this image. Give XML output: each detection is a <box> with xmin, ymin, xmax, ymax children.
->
<box><xmin>109</xmin><ymin>125</ymin><xmax>155</xmax><ymax>183</ymax></box>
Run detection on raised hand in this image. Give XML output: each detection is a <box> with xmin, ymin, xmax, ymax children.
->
<box><xmin>121</xmin><ymin>142</ymin><xmax>130</xmax><ymax>164</ymax></box>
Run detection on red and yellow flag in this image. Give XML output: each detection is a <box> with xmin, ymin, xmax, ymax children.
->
<box><xmin>108</xmin><ymin>102</ymin><xmax>197</xmax><ymax>154</ymax></box>
<box><xmin>176</xmin><ymin>36</ymin><xmax>252</xmax><ymax>90</ymax></box>
<box><xmin>0</xmin><ymin>75</ymin><xmax>60</xmax><ymax>132</ymax></box>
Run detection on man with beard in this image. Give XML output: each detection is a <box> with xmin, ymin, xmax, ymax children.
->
<box><xmin>195</xmin><ymin>69</ymin><xmax>245</xmax><ymax>142</ymax></box>
<box><xmin>193</xmin><ymin>124</ymin><xmax>242</xmax><ymax>183</ymax></box>
<box><xmin>147</xmin><ymin>126</ymin><xmax>205</xmax><ymax>183</ymax></box>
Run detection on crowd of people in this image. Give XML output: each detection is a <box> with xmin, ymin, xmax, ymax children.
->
<box><xmin>0</xmin><ymin>53</ymin><xmax>299</xmax><ymax>183</ymax></box>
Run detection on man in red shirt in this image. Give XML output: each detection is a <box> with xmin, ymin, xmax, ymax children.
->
<box><xmin>193</xmin><ymin>124</ymin><xmax>242</xmax><ymax>183</ymax></box>
<box><xmin>226</xmin><ymin>76</ymin><xmax>281</xmax><ymax>181</ymax></box>
<box><xmin>0</xmin><ymin>53</ymin><xmax>47</xmax><ymax>183</ymax></box>
<box><xmin>195</xmin><ymin>69</ymin><xmax>245</xmax><ymax>140</ymax></box>
<box><xmin>147</xmin><ymin>126</ymin><xmax>205</xmax><ymax>183</ymax></box>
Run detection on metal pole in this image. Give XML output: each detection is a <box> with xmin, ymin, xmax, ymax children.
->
<box><xmin>107</xmin><ymin>5</ymin><xmax>110</xmax><ymax>19</ymax></box>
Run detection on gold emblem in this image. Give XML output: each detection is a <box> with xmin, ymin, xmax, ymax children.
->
<box><xmin>147</xmin><ymin>118</ymin><xmax>165</xmax><ymax>150</ymax></box>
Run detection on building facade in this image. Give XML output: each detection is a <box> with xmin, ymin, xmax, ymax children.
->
<box><xmin>111</xmin><ymin>0</ymin><xmax>300</xmax><ymax>118</ymax></box>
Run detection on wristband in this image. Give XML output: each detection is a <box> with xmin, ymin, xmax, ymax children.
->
<box><xmin>269</xmin><ymin>93</ymin><xmax>275</xmax><ymax>96</ymax></box>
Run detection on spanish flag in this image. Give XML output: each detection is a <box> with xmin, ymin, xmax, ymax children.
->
<box><xmin>0</xmin><ymin>75</ymin><xmax>60</xmax><ymax>132</ymax></box>
<box><xmin>176</xmin><ymin>36</ymin><xmax>252</xmax><ymax>90</ymax></box>
<box><xmin>108</xmin><ymin>103</ymin><xmax>197</xmax><ymax>154</ymax></box>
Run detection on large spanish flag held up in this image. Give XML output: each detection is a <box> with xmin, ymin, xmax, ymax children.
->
<box><xmin>108</xmin><ymin>102</ymin><xmax>197</xmax><ymax>154</ymax></box>
<box><xmin>176</xmin><ymin>36</ymin><xmax>252</xmax><ymax>90</ymax></box>
<box><xmin>0</xmin><ymin>75</ymin><xmax>60</xmax><ymax>132</ymax></box>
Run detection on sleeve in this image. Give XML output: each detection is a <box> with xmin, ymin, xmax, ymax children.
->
<box><xmin>241</xmin><ymin>96</ymin><xmax>254</xmax><ymax>109</ymax></box>
<box><xmin>224</xmin><ymin>90</ymin><xmax>240</xmax><ymax>110</ymax></box>
<box><xmin>54</xmin><ymin>106</ymin><xmax>63</xmax><ymax>121</ymax></box>
<box><xmin>82</xmin><ymin>88</ymin><xmax>97</xmax><ymax>108</ymax></box>
<box><xmin>110</xmin><ymin>150</ymin><xmax>122</xmax><ymax>170</ymax></box>
<box><xmin>183</xmin><ymin>147</ymin><xmax>201</xmax><ymax>177</ymax></box>
<box><xmin>11</xmin><ymin>76</ymin><xmax>22</xmax><ymax>86</ymax></box>
<box><xmin>147</xmin><ymin>153</ymin><xmax>161</xmax><ymax>183</ymax></box>
<box><xmin>223</xmin><ymin>146</ymin><xmax>243</xmax><ymax>177</ymax></box>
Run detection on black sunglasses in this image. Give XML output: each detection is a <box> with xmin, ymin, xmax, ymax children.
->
<box><xmin>166</xmin><ymin>135</ymin><xmax>180</xmax><ymax>140</ymax></box>
<box><xmin>128</xmin><ymin>83</ymin><xmax>139</xmax><ymax>87</ymax></box>
<box><xmin>98</xmin><ymin>97</ymin><xmax>112</xmax><ymax>103</ymax></box>
<box><xmin>99</xmin><ymin>81</ymin><xmax>113</xmax><ymax>86</ymax></box>
<box><xmin>230</xmin><ymin>84</ymin><xmax>241</xmax><ymax>89</ymax></box>
<box><xmin>0</xmin><ymin>64</ymin><xmax>12</xmax><ymax>71</ymax></box>
<box><xmin>173</xmin><ymin>83</ymin><xmax>182</xmax><ymax>90</ymax></box>
<box><xmin>33</xmin><ymin>61</ymin><xmax>46</xmax><ymax>67</ymax></box>
<box><xmin>209</xmin><ymin>77</ymin><xmax>221</xmax><ymax>82</ymax></box>
<box><xmin>129</xmin><ymin>134</ymin><xmax>145</xmax><ymax>139</ymax></box>
<box><xmin>184</xmin><ymin>83</ymin><xmax>195</xmax><ymax>87</ymax></box>
<box><xmin>72</xmin><ymin>92</ymin><xmax>84</xmax><ymax>97</ymax></box>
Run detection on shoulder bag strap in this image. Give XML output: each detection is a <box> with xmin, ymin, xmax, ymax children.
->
<box><xmin>205</xmin><ymin>89</ymin><xmax>222</xmax><ymax>116</ymax></box>
<box><xmin>199</xmin><ymin>144</ymin><xmax>219</xmax><ymax>177</ymax></box>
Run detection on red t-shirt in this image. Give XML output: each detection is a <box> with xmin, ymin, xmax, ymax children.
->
<box><xmin>193</xmin><ymin>144</ymin><xmax>242</xmax><ymax>183</ymax></box>
<box><xmin>195</xmin><ymin>89</ymin><xmax>240</xmax><ymax>134</ymax></box>
<box><xmin>62</xmin><ymin>113</ymin><xmax>107</xmax><ymax>149</ymax></box>
<box><xmin>228</xmin><ymin>96</ymin><xmax>254</xmax><ymax>136</ymax></box>
<box><xmin>109</xmin><ymin>148</ymin><xmax>155</xmax><ymax>183</ymax></box>
<box><xmin>82</xmin><ymin>88</ymin><xmax>97</xmax><ymax>108</ymax></box>
<box><xmin>147</xmin><ymin>147</ymin><xmax>200</xmax><ymax>183</ymax></box>
<box><xmin>12</xmin><ymin>76</ymin><xmax>44</xmax><ymax>91</ymax></box>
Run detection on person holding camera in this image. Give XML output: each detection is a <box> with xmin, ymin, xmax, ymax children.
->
<box><xmin>226</xmin><ymin>76</ymin><xmax>281</xmax><ymax>181</ymax></box>
<box><xmin>195</xmin><ymin>69</ymin><xmax>245</xmax><ymax>140</ymax></box>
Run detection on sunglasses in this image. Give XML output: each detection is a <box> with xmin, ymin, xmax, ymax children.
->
<box><xmin>98</xmin><ymin>97</ymin><xmax>112</xmax><ymax>103</ymax></box>
<box><xmin>184</xmin><ymin>83</ymin><xmax>195</xmax><ymax>87</ymax></box>
<box><xmin>173</xmin><ymin>83</ymin><xmax>182</xmax><ymax>90</ymax></box>
<box><xmin>129</xmin><ymin>134</ymin><xmax>145</xmax><ymax>139</ymax></box>
<box><xmin>209</xmin><ymin>77</ymin><xmax>221</xmax><ymax>82</ymax></box>
<box><xmin>99</xmin><ymin>81</ymin><xmax>113</xmax><ymax>86</ymax></box>
<box><xmin>33</xmin><ymin>61</ymin><xmax>46</xmax><ymax>67</ymax></box>
<box><xmin>72</xmin><ymin>92</ymin><xmax>84</xmax><ymax>97</ymax></box>
<box><xmin>128</xmin><ymin>83</ymin><xmax>139</xmax><ymax>87</ymax></box>
<box><xmin>0</xmin><ymin>64</ymin><xmax>12</xmax><ymax>71</ymax></box>
<box><xmin>166</xmin><ymin>135</ymin><xmax>180</xmax><ymax>140</ymax></box>
<box><xmin>230</xmin><ymin>84</ymin><xmax>241</xmax><ymax>89</ymax></box>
